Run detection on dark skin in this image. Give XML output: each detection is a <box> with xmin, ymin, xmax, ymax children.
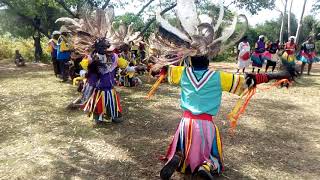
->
<box><xmin>300</xmin><ymin>37</ymin><xmax>314</xmax><ymax>75</ymax></box>
<box><xmin>265</xmin><ymin>40</ymin><xmax>280</xmax><ymax>73</ymax></box>
<box><xmin>237</xmin><ymin>37</ymin><xmax>249</xmax><ymax>74</ymax></box>
<box><xmin>252</xmin><ymin>37</ymin><xmax>266</xmax><ymax>73</ymax></box>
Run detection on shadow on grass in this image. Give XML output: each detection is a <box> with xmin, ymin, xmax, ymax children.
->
<box><xmin>1</xmin><ymin>63</ymin><xmax>319</xmax><ymax>179</ymax></box>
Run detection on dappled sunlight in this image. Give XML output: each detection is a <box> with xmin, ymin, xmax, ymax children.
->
<box><xmin>0</xmin><ymin>62</ymin><xmax>319</xmax><ymax>179</ymax></box>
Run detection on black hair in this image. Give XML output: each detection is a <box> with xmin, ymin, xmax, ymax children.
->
<box><xmin>93</xmin><ymin>37</ymin><xmax>110</xmax><ymax>55</ymax></box>
<box><xmin>242</xmin><ymin>35</ymin><xmax>248</xmax><ymax>41</ymax></box>
<box><xmin>190</xmin><ymin>55</ymin><xmax>209</xmax><ymax>69</ymax></box>
<box><xmin>120</xmin><ymin>43</ymin><xmax>130</xmax><ymax>52</ymax></box>
<box><xmin>129</xmin><ymin>62</ymin><xmax>134</xmax><ymax>66</ymax></box>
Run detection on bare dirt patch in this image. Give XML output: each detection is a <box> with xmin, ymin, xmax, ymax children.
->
<box><xmin>0</xmin><ymin>61</ymin><xmax>319</xmax><ymax>179</ymax></box>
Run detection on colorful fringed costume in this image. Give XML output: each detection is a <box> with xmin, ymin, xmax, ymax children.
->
<box><xmin>82</xmin><ymin>53</ymin><xmax>123</xmax><ymax>122</ymax></box>
<box><xmin>251</xmin><ymin>37</ymin><xmax>270</xmax><ymax>68</ymax></box>
<box><xmin>56</xmin><ymin>6</ymin><xmax>143</xmax><ymax>123</ymax></box>
<box><xmin>298</xmin><ymin>41</ymin><xmax>318</xmax><ymax>64</ymax></box>
<box><xmin>144</xmin><ymin>0</ymin><xmax>297</xmax><ymax>179</ymax></box>
<box><xmin>165</xmin><ymin>66</ymin><xmax>247</xmax><ymax>174</ymax></box>
<box><xmin>281</xmin><ymin>37</ymin><xmax>297</xmax><ymax>66</ymax></box>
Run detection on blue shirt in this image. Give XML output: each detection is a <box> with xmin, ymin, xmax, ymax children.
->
<box><xmin>180</xmin><ymin>68</ymin><xmax>222</xmax><ymax>115</ymax></box>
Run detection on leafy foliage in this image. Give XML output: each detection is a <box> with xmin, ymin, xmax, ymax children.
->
<box><xmin>0</xmin><ymin>33</ymin><xmax>50</xmax><ymax>61</ymax></box>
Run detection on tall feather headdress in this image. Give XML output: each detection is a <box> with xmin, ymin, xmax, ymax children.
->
<box><xmin>149</xmin><ymin>0</ymin><xmax>248</xmax><ymax>67</ymax></box>
<box><xmin>55</xmin><ymin>6</ymin><xmax>141</xmax><ymax>54</ymax></box>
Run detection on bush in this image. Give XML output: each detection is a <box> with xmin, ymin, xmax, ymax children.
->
<box><xmin>212</xmin><ymin>49</ymin><xmax>237</xmax><ymax>62</ymax></box>
<box><xmin>0</xmin><ymin>33</ymin><xmax>50</xmax><ymax>63</ymax></box>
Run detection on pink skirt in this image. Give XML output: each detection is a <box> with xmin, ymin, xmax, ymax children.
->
<box><xmin>164</xmin><ymin>111</ymin><xmax>224</xmax><ymax>174</ymax></box>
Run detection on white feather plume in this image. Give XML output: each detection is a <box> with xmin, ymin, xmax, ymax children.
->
<box><xmin>156</xmin><ymin>12</ymin><xmax>191</xmax><ymax>43</ymax></box>
<box><xmin>176</xmin><ymin>0</ymin><xmax>199</xmax><ymax>36</ymax></box>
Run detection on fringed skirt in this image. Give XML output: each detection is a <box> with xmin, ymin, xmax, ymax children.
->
<box><xmin>281</xmin><ymin>52</ymin><xmax>296</xmax><ymax>66</ymax></box>
<box><xmin>251</xmin><ymin>51</ymin><xmax>270</xmax><ymax>68</ymax></box>
<box><xmin>297</xmin><ymin>51</ymin><xmax>319</xmax><ymax>64</ymax></box>
<box><xmin>80</xmin><ymin>82</ymin><xmax>94</xmax><ymax>104</ymax></box>
<box><xmin>83</xmin><ymin>88</ymin><xmax>122</xmax><ymax>121</ymax></box>
<box><xmin>164</xmin><ymin>111</ymin><xmax>224</xmax><ymax>174</ymax></box>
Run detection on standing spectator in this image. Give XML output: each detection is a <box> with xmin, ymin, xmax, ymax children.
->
<box><xmin>47</xmin><ymin>31</ymin><xmax>61</xmax><ymax>77</ymax></box>
<box><xmin>57</xmin><ymin>26</ymin><xmax>72</xmax><ymax>82</ymax></box>
<box><xmin>236</xmin><ymin>36</ymin><xmax>251</xmax><ymax>74</ymax></box>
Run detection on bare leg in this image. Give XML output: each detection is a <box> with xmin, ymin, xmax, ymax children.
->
<box><xmin>272</xmin><ymin>65</ymin><xmax>276</xmax><ymax>72</ymax></box>
<box><xmin>300</xmin><ymin>62</ymin><xmax>306</xmax><ymax>75</ymax></box>
<box><xmin>242</xmin><ymin>68</ymin><xmax>245</xmax><ymax>73</ymax></box>
<box><xmin>252</xmin><ymin>68</ymin><xmax>255</xmax><ymax>73</ymax></box>
<box><xmin>265</xmin><ymin>63</ymin><xmax>269</xmax><ymax>72</ymax></box>
<box><xmin>237</xmin><ymin>69</ymin><xmax>240</xmax><ymax>73</ymax></box>
<box><xmin>257</xmin><ymin>69</ymin><xmax>260</xmax><ymax>73</ymax></box>
<box><xmin>307</xmin><ymin>63</ymin><xmax>312</xmax><ymax>75</ymax></box>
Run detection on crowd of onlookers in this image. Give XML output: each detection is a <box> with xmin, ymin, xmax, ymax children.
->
<box><xmin>236</xmin><ymin>35</ymin><xmax>318</xmax><ymax>75</ymax></box>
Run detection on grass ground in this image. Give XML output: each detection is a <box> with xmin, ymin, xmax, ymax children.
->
<box><xmin>0</xmin><ymin>59</ymin><xmax>319</xmax><ymax>180</ymax></box>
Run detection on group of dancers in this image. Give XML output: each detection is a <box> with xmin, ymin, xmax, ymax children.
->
<box><xmin>48</xmin><ymin>2</ymin><xmax>300</xmax><ymax>179</ymax></box>
<box><xmin>237</xmin><ymin>35</ymin><xmax>319</xmax><ymax>75</ymax></box>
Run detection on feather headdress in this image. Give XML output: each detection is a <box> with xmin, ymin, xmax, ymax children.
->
<box><xmin>55</xmin><ymin>6</ymin><xmax>141</xmax><ymax>54</ymax></box>
<box><xmin>149</xmin><ymin>0</ymin><xmax>248</xmax><ymax>67</ymax></box>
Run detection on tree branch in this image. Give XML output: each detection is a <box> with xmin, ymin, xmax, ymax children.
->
<box><xmin>0</xmin><ymin>0</ymin><xmax>50</xmax><ymax>38</ymax></box>
<box><xmin>136</xmin><ymin>0</ymin><xmax>155</xmax><ymax>16</ymax></box>
<box><xmin>55</xmin><ymin>0</ymin><xmax>78</xmax><ymax>18</ymax></box>
<box><xmin>102</xmin><ymin>0</ymin><xmax>111</xmax><ymax>9</ymax></box>
<box><xmin>138</xmin><ymin>3</ymin><xmax>177</xmax><ymax>36</ymax></box>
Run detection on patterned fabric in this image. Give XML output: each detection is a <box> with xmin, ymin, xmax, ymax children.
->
<box><xmin>281</xmin><ymin>52</ymin><xmax>296</xmax><ymax>66</ymax></box>
<box><xmin>298</xmin><ymin>51</ymin><xmax>318</xmax><ymax>64</ymax></box>
<box><xmin>57</xmin><ymin>36</ymin><xmax>71</xmax><ymax>60</ymax></box>
<box><xmin>220</xmin><ymin>72</ymin><xmax>245</xmax><ymax>96</ymax></box>
<box><xmin>180</xmin><ymin>67</ymin><xmax>222</xmax><ymax>115</ymax></box>
<box><xmin>165</xmin><ymin>112</ymin><xmax>223</xmax><ymax>173</ymax></box>
<box><xmin>167</xmin><ymin>66</ymin><xmax>245</xmax><ymax>115</ymax></box>
<box><xmin>237</xmin><ymin>42</ymin><xmax>251</xmax><ymax>68</ymax></box>
<box><xmin>83</xmin><ymin>88</ymin><xmax>122</xmax><ymax>120</ymax></box>
<box><xmin>251</xmin><ymin>51</ymin><xmax>269</xmax><ymax>68</ymax></box>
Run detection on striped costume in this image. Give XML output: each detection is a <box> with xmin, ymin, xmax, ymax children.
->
<box><xmin>165</xmin><ymin>66</ymin><xmax>245</xmax><ymax>174</ymax></box>
<box><xmin>81</xmin><ymin>53</ymin><xmax>123</xmax><ymax>122</ymax></box>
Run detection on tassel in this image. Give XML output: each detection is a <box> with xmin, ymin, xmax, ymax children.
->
<box><xmin>227</xmin><ymin>79</ymin><xmax>291</xmax><ymax>135</ymax></box>
<box><xmin>228</xmin><ymin>88</ymin><xmax>256</xmax><ymax>135</ymax></box>
<box><xmin>146</xmin><ymin>72</ymin><xmax>167</xmax><ymax>99</ymax></box>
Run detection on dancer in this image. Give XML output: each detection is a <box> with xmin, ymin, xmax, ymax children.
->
<box><xmin>57</xmin><ymin>7</ymin><xmax>141</xmax><ymax>123</ymax></box>
<box><xmin>282</xmin><ymin>36</ymin><xmax>297</xmax><ymax>66</ymax></box>
<box><xmin>145</xmin><ymin>1</ymin><xmax>297</xmax><ymax>179</ymax></box>
<box><xmin>265</xmin><ymin>40</ymin><xmax>280</xmax><ymax>72</ymax></box>
<box><xmin>237</xmin><ymin>36</ymin><xmax>251</xmax><ymax>74</ymax></box>
<box><xmin>298</xmin><ymin>36</ymin><xmax>318</xmax><ymax>75</ymax></box>
<box><xmin>251</xmin><ymin>35</ymin><xmax>267</xmax><ymax>73</ymax></box>
<box><xmin>47</xmin><ymin>31</ymin><xmax>61</xmax><ymax>76</ymax></box>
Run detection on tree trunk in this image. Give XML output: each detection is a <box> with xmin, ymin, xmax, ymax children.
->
<box><xmin>33</xmin><ymin>32</ymin><xmax>43</xmax><ymax>63</ymax></box>
<box><xmin>137</xmin><ymin>0</ymin><xmax>155</xmax><ymax>16</ymax></box>
<box><xmin>295</xmin><ymin>0</ymin><xmax>308</xmax><ymax>44</ymax></box>
<box><xmin>102</xmin><ymin>0</ymin><xmax>111</xmax><ymax>9</ymax></box>
<box><xmin>279</xmin><ymin>0</ymin><xmax>288</xmax><ymax>44</ymax></box>
<box><xmin>138</xmin><ymin>3</ymin><xmax>177</xmax><ymax>37</ymax></box>
<box><xmin>288</xmin><ymin>0</ymin><xmax>293</xmax><ymax>37</ymax></box>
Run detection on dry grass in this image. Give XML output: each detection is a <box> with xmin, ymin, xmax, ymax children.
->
<box><xmin>0</xmin><ymin>60</ymin><xmax>319</xmax><ymax>180</ymax></box>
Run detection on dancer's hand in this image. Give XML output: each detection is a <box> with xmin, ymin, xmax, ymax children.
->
<box><xmin>244</xmin><ymin>73</ymin><xmax>257</xmax><ymax>89</ymax></box>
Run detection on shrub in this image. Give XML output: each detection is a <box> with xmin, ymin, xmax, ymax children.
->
<box><xmin>0</xmin><ymin>33</ymin><xmax>50</xmax><ymax>63</ymax></box>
